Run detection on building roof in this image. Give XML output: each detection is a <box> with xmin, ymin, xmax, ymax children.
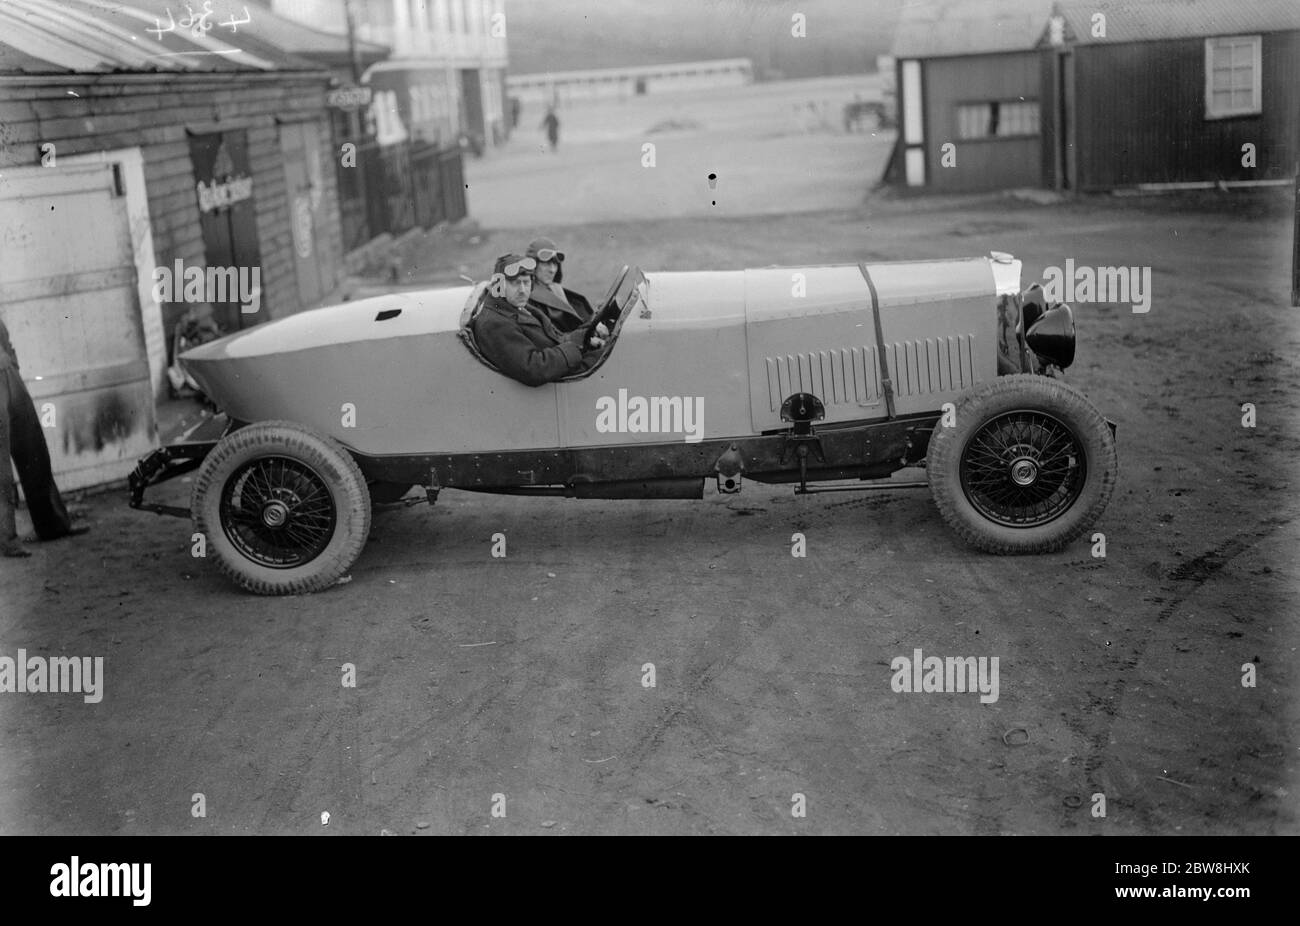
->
<box><xmin>1046</xmin><ymin>0</ymin><xmax>1300</xmax><ymax>46</ymax></box>
<box><xmin>893</xmin><ymin>0</ymin><xmax>1300</xmax><ymax>59</ymax></box>
<box><xmin>892</xmin><ymin>0</ymin><xmax>1057</xmax><ymax>58</ymax></box>
<box><xmin>507</xmin><ymin>58</ymin><xmax>754</xmax><ymax>84</ymax></box>
<box><xmin>0</xmin><ymin>0</ymin><xmax>388</xmax><ymax>75</ymax></box>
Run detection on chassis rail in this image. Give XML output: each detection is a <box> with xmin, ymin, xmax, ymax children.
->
<box><xmin>127</xmin><ymin>441</ymin><xmax>217</xmax><ymax>518</ymax></box>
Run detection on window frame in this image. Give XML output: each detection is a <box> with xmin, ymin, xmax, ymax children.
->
<box><xmin>1204</xmin><ymin>35</ymin><xmax>1262</xmax><ymax>120</ymax></box>
<box><xmin>953</xmin><ymin>99</ymin><xmax>1041</xmax><ymax>141</ymax></box>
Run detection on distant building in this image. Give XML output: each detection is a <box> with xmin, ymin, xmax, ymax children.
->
<box><xmin>886</xmin><ymin>0</ymin><xmax>1300</xmax><ymax>193</ymax></box>
<box><xmin>508</xmin><ymin>59</ymin><xmax>754</xmax><ymax>106</ymax></box>
<box><xmin>268</xmin><ymin>0</ymin><xmax>509</xmax><ymax>151</ymax></box>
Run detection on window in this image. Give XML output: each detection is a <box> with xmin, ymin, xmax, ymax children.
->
<box><xmin>955</xmin><ymin>100</ymin><xmax>1040</xmax><ymax>139</ymax></box>
<box><xmin>1205</xmin><ymin>35</ymin><xmax>1261</xmax><ymax>118</ymax></box>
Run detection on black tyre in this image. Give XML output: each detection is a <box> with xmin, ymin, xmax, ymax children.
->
<box><xmin>191</xmin><ymin>420</ymin><xmax>371</xmax><ymax>594</ymax></box>
<box><xmin>926</xmin><ymin>375</ymin><xmax>1117</xmax><ymax>554</ymax></box>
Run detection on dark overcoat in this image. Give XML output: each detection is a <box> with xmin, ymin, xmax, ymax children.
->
<box><xmin>0</xmin><ymin>318</ymin><xmax>73</xmax><ymax>541</ymax></box>
<box><xmin>470</xmin><ymin>295</ymin><xmax>590</xmax><ymax>386</ymax></box>
<box><xmin>527</xmin><ymin>283</ymin><xmax>595</xmax><ymax>333</ymax></box>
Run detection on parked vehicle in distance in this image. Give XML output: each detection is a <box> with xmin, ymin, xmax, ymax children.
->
<box><xmin>130</xmin><ymin>253</ymin><xmax>1118</xmax><ymax>594</ymax></box>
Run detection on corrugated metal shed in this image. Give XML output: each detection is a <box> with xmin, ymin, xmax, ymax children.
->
<box><xmin>1050</xmin><ymin>0</ymin><xmax>1300</xmax><ymax>45</ymax></box>
<box><xmin>892</xmin><ymin>0</ymin><xmax>1057</xmax><ymax>58</ymax></box>
<box><xmin>0</xmin><ymin>0</ymin><xmax>386</xmax><ymax>74</ymax></box>
<box><xmin>893</xmin><ymin>0</ymin><xmax>1300</xmax><ymax>60</ymax></box>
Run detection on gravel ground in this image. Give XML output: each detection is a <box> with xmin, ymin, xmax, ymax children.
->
<box><xmin>1</xmin><ymin>75</ymin><xmax>1296</xmax><ymax>835</ymax></box>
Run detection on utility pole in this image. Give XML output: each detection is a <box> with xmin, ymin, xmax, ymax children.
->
<box><xmin>344</xmin><ymin>0</ymin><xmax>362</xmax><ymax>84</ymax></box>
<box><xmin>1293</xmin><ymin>161</ymin><xmax>1299</xmax><ymax>306</ymax></box>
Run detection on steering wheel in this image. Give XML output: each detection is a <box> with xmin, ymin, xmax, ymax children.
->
<box><xmin>585</xmin><ymin>265</ymin><xmax>630</xmax><ymax>341</ymax></box>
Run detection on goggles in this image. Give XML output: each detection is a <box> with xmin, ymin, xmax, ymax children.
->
<box><xmin>498</xmin><ymin>257</ymin><xmax>537</xmax><ymax>278</ymax></box>
<box><xmin>533</xmin><ymin>248</ymin><xmax>563</xmax><ymax>263</ymax></box>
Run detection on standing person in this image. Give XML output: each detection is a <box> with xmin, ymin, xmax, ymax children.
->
<box><xmin>0</xmin><ymin>316</ymin><xmax>87</xmax><ymax>557</ymax></box>
<box><xmin>525</xmin><ymin>236</ymin><xmax>595</xmax><ymax>333</ymax></box>
<box><xmin>541</xmin><ymin>106</ymin><xmax>559</xmax><ymax>152</ymax></box>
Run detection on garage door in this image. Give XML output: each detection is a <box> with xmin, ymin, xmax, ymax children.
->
<box><xmin>0</xmin><ymin>162</ymin><xmax>157</xmax><ymax>491</ymax></box>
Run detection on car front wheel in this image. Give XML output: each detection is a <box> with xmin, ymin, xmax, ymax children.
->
<box><xmin>926</xmin><ymin>375</ymin><xmax>1117</xmax><ymax>554</ymax></box>
<box><xmin>191</xmin><ymin>420</ymin><xmax>371</xmax><ymax>594</ymax></box>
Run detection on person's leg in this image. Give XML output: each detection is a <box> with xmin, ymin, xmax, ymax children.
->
<box><xmin>4</xmin><ymin>368</ymin><xmax>73</xmax><ymax>540</ymax></box>
<box><xmin>0</xmin><ymin>373</ymin><xmax>29</xmax><ymax>556</ymax></box>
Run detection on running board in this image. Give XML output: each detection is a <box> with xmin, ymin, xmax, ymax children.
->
<box><xmin>795</xmin><ymin>480</ymin><xmax>929</xmax><ymax>495</ymax></box>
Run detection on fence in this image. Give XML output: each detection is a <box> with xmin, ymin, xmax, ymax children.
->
<box><xmin>337</xmin><ymin>139</ymin><xmax>468</xmax><ymax>253</ymax></box>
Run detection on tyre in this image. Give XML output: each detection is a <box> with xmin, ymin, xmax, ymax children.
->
<box><xmin>926</xmin><ymin>375</ymin><xmax>1117</xmax><ymax>554</ymax></box>
<box><xmin>191</xmin><ymin>420</ymin><xmax>371</xmax><ymax>594</ymax></box>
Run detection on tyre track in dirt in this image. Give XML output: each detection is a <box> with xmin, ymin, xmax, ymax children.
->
<box><xmin>1059</xmin><ymin>516</ymin><xmax>1292</xmax><ymax>832</ymax></box>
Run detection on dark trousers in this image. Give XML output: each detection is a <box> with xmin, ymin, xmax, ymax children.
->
<box><xmin>1</xmin><ymin>366</ymin><xmax>72</xmax><ymax>541</ymax></box>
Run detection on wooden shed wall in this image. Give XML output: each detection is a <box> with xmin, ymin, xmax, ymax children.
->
<box><xmin>0</xmin><ymin>75</ymin><xmax>344</xmax><ymax>344</ymax></box>
<box><xmin>1073</xmin><ymin>31</ymin><xmax>1300</xmax><ymax>190</ymax></box>
<box><xmin>922</xmin><ymin>51</ymin><xmax>1044</xmax><ymax>192</ymax></box>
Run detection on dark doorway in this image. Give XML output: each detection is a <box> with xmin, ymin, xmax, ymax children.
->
<box><xmin>188</xmin><ymin>130</ymin><xmax>263</xmax><ymax>330</ymax></box>
<box><xmin>459</xmin><ymin>69</ymin><xmax>484</xmax><ymax>149</ymax></box>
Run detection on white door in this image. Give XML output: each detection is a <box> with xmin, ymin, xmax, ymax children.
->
<box><xmin>0</xmin><ymin>162</ymin><xmax>157</xmax><ymax>490</ymax></box>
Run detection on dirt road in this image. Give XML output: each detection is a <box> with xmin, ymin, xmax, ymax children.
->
<box><xmin>2</xmin><ymin>183</ymin><xmax>1295</xmax><ymax>835</ymax></box>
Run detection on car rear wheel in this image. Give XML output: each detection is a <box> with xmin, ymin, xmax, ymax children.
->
<box><xmin>191</xmin><ymin>420</ymin><xmax>371</xmax><ymax>594</ymax></box>
<box><xmin>926</xmin><ymin>375</ymin><xmax>1116</xmax><ymax>554</ymax></box>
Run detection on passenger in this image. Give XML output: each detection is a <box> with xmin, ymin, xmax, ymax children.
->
<box><xmin>471</xmin><ymin>253</ymin><xmax>606</xmax><ymax>387</ymax></box>
<box><xmin>525</xmin><ymin>236</ymin><xmax>595</xmax><ymax>333</ymax></box>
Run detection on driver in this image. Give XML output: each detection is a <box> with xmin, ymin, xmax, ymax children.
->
<box><xmin>471</xmin><ymin>253</ymin><xmax>607</xmax><ymax>387</ymax></box>
<box><xmin>525</xmin><ymin>236</ymin><xmax>595</xmax><ymax>333</ymax></box>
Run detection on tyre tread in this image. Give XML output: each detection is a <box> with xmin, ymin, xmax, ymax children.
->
<box><xmin>926</xmin><ymin>375</ymin><xmax>1117</xmax><ymax>555</ymax></box>
<box><xmin>191</xmin><ymin>420</ymin><xmax>371</xmax><ymax>595</ymax></box>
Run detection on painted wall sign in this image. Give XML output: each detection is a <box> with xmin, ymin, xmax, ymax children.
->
<box><xmin>327</xmin><ymin>86</ymin><xmax>373</xmax><ymax>109</ymax></box>
<box><xmin>196</xmin><ymin>175</ymin><xmax>253</xmax><ymax>213</ymax></box>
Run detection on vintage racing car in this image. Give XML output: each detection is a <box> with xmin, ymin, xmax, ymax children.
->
<box><xmin>129</xmin><ymin>254</ymin><xmax>1118</xmax><ymax>594</ymax></box>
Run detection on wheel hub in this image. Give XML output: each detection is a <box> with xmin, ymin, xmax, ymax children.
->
<box><xmin>1009</xmin><ymin>457</ymin><xmax>1039</xmax><ymax>486</ymax></box>
<box><xmin>261</xmin><ymin>499</ymin><xmax>290</xmax><ymax>527</ymax></box>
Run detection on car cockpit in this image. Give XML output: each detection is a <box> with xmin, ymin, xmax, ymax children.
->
<box><xmin>458</xmin><ymin>265</ymin><xmax>646</xmax><ymax>381</ymax></box>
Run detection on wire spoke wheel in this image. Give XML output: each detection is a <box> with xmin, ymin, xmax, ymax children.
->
<box><xmin>926</xmin><ymin>375</ymin><xmax>1117</xmax><ymax>555</ymax></box>
<box><xmin>220</xmin><ymin>456</ymin><xmax>338</xmax><ymax>568</ymax></box>
<box><xmin>192</xmin><ymin>421</ymin><xmax>372</xmax><ymax>595</ymax></box>
<box><xmin>959</xmin><ymin>411</ymin><xmax>1085</xmax><ymax>528</ymax></box>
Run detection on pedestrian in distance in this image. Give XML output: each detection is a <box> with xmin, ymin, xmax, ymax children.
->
<box><xmin>541</xmin><ymin>106</ymin><xmax>560</xmax><ymax>152</ymax></box>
